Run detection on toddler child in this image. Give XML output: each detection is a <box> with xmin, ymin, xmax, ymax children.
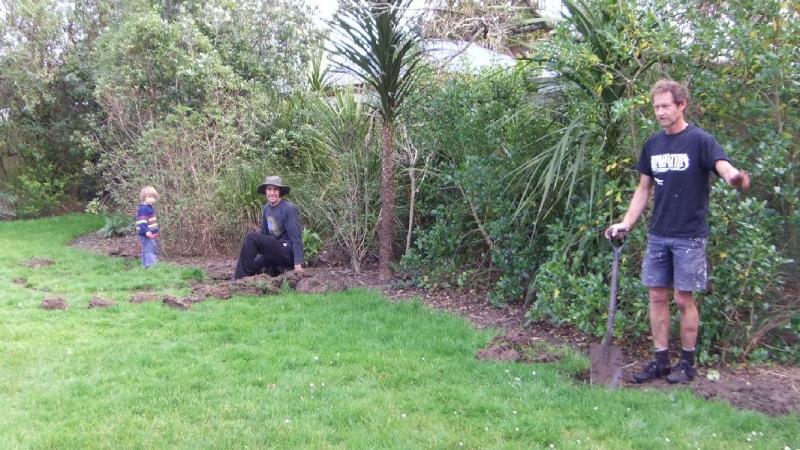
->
<box><xmin>135</xmin><ymin>186</ymin><xmax>160</xmax><ymax>267</ymax></box>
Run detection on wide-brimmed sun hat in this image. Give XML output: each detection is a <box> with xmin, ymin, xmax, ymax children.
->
<box><xmin>257</xmin><ymin>175</ymin><xmax>291</xmax><ymax>196</ymax></box>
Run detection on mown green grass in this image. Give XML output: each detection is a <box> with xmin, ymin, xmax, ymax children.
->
<box><xmin>1</xmin><ymin>214</ymin><xmax>798</xmax><ymax>449</ymax></box>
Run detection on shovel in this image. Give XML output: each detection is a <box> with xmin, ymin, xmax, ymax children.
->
<box><xmin>590</xmin><ymin>236</ymin><xmax>625</xmax><ymax>389</ymax></box>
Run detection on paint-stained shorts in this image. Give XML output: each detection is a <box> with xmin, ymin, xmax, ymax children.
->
<box><xmin>641</xmin><ymin>234</ymin><xmax>708</xmax><ymax>292</ymax></box>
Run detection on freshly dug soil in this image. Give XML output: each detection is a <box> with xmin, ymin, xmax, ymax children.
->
<box><xmin>71</xmin><ymin>233</ymin><xmax>800</xmax><ymax>417</ymax></box>
<box><xmin>42</xmin><ymin>296</ymin><xmax>68</xmax><ymax>310</ymax></box>
<box><xmin>88</xmin><ymin>296</ymin><xmax>116</xmax><ymax>308</ymax></box>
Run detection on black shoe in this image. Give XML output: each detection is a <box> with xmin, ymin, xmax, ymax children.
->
<box><xmin>666</xmin><ymin>360</ymin><xmax>695</xmax><ymax>384</ymax></box>
<box><xmin>633</xmin><ymin>360</ymin><xmax>671</xmax><ymax>383</ymax></box>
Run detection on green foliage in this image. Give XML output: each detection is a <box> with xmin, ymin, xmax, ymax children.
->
<box><xmin>677</xmin><ymin>0</ymin><xmax>799</xmax><ymax>362</ymax></box>
<box><xmin>680</xmin><ymin>0</ymin><xmax>800</xmax><ymax>269</ymax></box>
<box><xmin>189</xmin><ymin>0</ymin><xmax>319</xmax><ymax>92</ymax></box>
<box><xmin>514</xmin><ymin>0</ymin><xmax>679</xmax><ymax>226</ymax></box>
<box><xmin>0</xmin><ymin>191</ymin><xmax>15</xmax><ymax>220</ymax></box>
<box><xmin>1</xmin><ymin>0</ymin><xmax>318</xmax><ymax>228</ymax></box>
<box><xmin>329</xmin><ymin>0</ymin><xmax>423</xmax><ymax>123</ymax></box>
<box><xmin>212</xmin><ymin>159</ymin><xmax>272</xmax><ymax>244</ymax></box>
<box><xmin>302</xmin><ymin>228</ymin><xmax>323</xmax><ymax>264</ymax></box>
<box><xmin>97</xmin><ymin>214</ymin><xmax>133</xmax><ymax>238</ymax></box>
<box><xmin>298</xmin><ymin>89</ymin><xmax>381</xmax><ymax>273</ymax></box>
<box><xmin>0</xmin><ymin>0</ymin><xmax>108</xmax><ymax>205</ymax></box>
<box><xmin>700</xmin><ymin>184</ymin><xmax>796</xmax><ymax>363</ymax></box>
<box><xmin>528</xmin><ymin>191</ymin><xmax>650</xmax><ymax>340</ymax></box>
<box><xmin>12</xmin><ymin>164</ymin><xmax>71</xmax><ymax>219</ymax></box>
<box><xmin>86</xmin><ymin>4</ymin><xmax>317</xmax><ymax>254</ymax></box>
<box><xmin>402</xmin><ymin>68</ymin><xmax>557</xmax><ymax>302</ymax></box>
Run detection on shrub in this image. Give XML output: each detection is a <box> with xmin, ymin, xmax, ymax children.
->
<box><xmin>528</xmin><ymin>193</ymin><xmax>651</xmax><ymax>340</ymax></box>
<box><xmin>402</xmin><ymin>67</ymin><xmax>559</xmax><ymax>302</ymax></box>
<box><xmin>97</xmin><ymin>214</ymin><xmax>133</xmax><ymax>238</ymax></box>
<box><xmin>12</xmin><ymin>164</ymin><xmax>71</xmax><ymax>218</ymax></box>
<box><xmin>302</xmin><ymin>228</ymin><xmax>323</xmax><ymax>265</ymax></box>
<box><xmin>699</xmin><ymin>184</ymin><xmax>796</xmax><ymax>363</ymax></box>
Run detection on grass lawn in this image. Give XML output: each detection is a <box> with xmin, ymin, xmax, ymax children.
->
<box><xmin>1</xmin><ymin>214</ymin><xmax>798</xmax><ymax>449</ymax></box>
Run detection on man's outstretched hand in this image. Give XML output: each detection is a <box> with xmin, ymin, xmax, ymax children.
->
<box><xmin>731</xmin><ymin>170</ymin><xmax>751</xmax><ymax>192</ymax></box>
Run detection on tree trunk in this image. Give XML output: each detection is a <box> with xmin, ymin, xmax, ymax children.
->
<box><xmin>378</xmin><ymin>123</ymin><xmax>395</xmax><ymax>281</ymax></box>
<box><xmin>405</xmin><ymin>166</ymin><xmax>416</xmax><ymax>254</ymax></box>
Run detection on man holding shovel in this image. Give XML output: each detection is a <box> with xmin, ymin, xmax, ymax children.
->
<box><xmin>606</xmin><ymin>79</ymin><xmax>750</xmax><ymax>384</ymax></box>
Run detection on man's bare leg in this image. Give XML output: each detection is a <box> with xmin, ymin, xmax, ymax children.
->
<box><xmin>649</xmin><ymin>287</ymin><xmax>671</xmax><ymax>350</ymax></box>
<box><xmin>674</xmin><ymin>289</ymin><xmax>699</xmax><ymax>350</ymax></box>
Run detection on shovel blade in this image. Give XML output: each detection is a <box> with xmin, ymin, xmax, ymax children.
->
<box><xmin>590</xmin><ymin>342</ymin><xmax>623</xmax><ymax>389</ymax></box>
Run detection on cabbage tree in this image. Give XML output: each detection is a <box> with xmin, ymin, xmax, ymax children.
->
<box><xmin>329</xmin><ymin>0</ymin><xmax>424</xmax><ymax>281</ymax></box>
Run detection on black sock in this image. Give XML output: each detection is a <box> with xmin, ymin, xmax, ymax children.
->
<box><xmin>681</xmin><ymin>348</ymin><xmax>695</xmax><ymax>366</ymax></box>
<box><xmin>655</xmin><ymin>349</ymin><xmax>670</xmax><ymax>367</ymax></box>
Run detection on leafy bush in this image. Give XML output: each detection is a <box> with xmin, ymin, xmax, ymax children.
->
<box><xmin>402</xmin><ymin>68</ymin><xmax>558</xmax><ymax>302</ymax></box>
<box><xmin>528</xmin><ymin>192</ymin><xmax>651</xmax><ymax>340</ymax></box>
<box><xmin>700</xmin><ymin>184</ymin><xmax>796</xmax><ymax>363</ymax></box>
<box><xmin>12</xmin><ymin>164</ymin><xmax>71</xmax><ymax>218</ymax></box>
<box><xmin>97</xmin><ymin>214</ymin><xmax>133</xmax><ymax>238</ymax></box>
<box><xmin>302</xmin><ymin>228</ymin><xmax>323</xmax><ymax>265</ymax></box>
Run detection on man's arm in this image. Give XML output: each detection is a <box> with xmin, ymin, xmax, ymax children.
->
<box><xmin>715</xmin><ymin>160</ymin><xmax>751</xmax><ymax>192</ymax></box>
<box><xmin>605</xmin><ymin>174</ymin><xmax>653</xmax><ymax>238</ymax></box>
<box><xmin>284</xmin><ymin>203</ymin><xmax>305</xmax><ymax>271</ymax></box>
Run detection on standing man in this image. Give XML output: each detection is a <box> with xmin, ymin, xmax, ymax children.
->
<box><xmin>606</xmin><ymin>79</ymin><xmax>750</xmax><ymax>383</ymax></box>
<box><xmin>234</xmin><ymin>175</ymin><xmax>304</xmax><ymax>279</ymax></box>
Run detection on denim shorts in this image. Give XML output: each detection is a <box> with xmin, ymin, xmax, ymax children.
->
<box><xmin>641</xmin><ymin>234</ymin><xmax>708</xmax><ymax>292</ymax></box>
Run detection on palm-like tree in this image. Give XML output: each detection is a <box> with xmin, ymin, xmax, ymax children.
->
<box><xmin>329</xmin><ymin>0</ymin><xmax>424</xmax><ymax>281</ymax></box>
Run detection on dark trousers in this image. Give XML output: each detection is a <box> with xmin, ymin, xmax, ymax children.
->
<box><xmin>234</xmin><ymin>231</ymin><xmax>293</xmax><ymax>279</ymax></box>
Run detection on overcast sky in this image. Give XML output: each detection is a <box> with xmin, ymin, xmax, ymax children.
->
<box><xmin>307</xmin><ymin>0</ymin><xmax>564</xmax><ymax>28</ymax></box>
<box><xmin>308</xmin><ymin>0</ymin><xmax>428</xmax><ymax>27</ymax></box>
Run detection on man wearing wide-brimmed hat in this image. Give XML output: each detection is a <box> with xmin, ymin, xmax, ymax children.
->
<box><xmin>233</xmin><ymin>175</ymin><xmax>304</xmax><ymax>279</ymax></box>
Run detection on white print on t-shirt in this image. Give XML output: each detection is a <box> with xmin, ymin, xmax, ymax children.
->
<box><xmin>651</xmin><ymin>153</ymin><xmax>690</xmax><ymax>173</ymax></box>
<box><xmin>654</xmin><ymin>177</ymin><xmax>664</xmax><ymax>186</ymax></box>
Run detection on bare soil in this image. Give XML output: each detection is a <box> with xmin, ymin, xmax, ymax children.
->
<box><xmin>70</xmin><ymin>233</ymin><xmax>800</xmax><ymax>417</ymax></box>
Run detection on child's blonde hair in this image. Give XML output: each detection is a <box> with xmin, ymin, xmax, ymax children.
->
<box><xmin>139</xmin><ymin>186</ymin><xmax>159</xmax><ymax>203</ymax></box>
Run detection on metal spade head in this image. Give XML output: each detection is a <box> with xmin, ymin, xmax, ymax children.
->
<box><xmin>590</xmin><ymin>341</ymin><xmax>623</xmax><ymax>389</ymax></box>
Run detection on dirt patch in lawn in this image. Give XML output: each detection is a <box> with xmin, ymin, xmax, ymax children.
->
<box><xmin>42</xmin><ymin>296</ymin><xmax>68</xmax><ymax>310</ymax></box>
<box><xmin>88</xmin><ymin>296</ymin><xmax>115</xmax><ymax>308</ymax></box>
<box><xmin>72</xmin><ymin>233</ymin><xmax>800</xmax><ymax>417</ymax></box>
<box><xmin>22</xmin><ymin>258</ymin><xmax>55</xmax><ymax>268</ymax></box>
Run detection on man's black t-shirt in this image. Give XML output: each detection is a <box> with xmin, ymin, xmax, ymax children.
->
<box><xmin>636</xmin><ymin>124</ymin><xmax>729</xmax><ymax>238</ymax></box>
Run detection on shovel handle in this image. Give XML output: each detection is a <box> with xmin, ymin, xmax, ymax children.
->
<box><xmin>603</xmin><ymin>236</ymin><xmax>625</xmax><ymax>345</ymax></box>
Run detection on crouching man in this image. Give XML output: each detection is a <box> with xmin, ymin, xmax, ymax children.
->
<box><xmin>234</xmin><ymin>175</ymin><xmax>304</xmax><ymax>279</ymax></box>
